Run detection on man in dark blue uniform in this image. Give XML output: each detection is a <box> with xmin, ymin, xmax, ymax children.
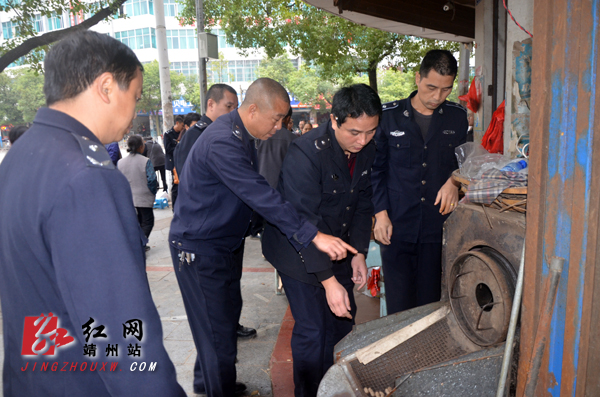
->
<box><xmin>174</xmin><ymin>84</ymin><xmax>238</xmax><ymax>177</ymax></box>
<box><xmin>371</xmin><ymin>50</ymin><xmax>468</xmax><ymax>315</ymax></box>
<box><xmin>169</xmin><ymin>77</ymin><xmax>357</xmax><ymax>396</ymax></box>
<box><xmin>164</xmin><ymin>115</ymin><xmax>184</xmax><ymax>210</ymax></box>
<box><xmin>0</xmin><ymin>31</ymin><xmax>184</xmax><ymax>396</ymax></box>
<box><xmin>262</xmin><ymin>84</ymin><xmax>381</xmax><ymax>397</ymax></box>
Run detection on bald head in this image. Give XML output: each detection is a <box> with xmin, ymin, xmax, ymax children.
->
<box><xmin>241</xmin><ymin>78</ymin><xmax>290</xmax><ymax>112</ymax></box>
<box><xmin>238</xmin><ymin>78</ymin><xmax>291</xmax><ymax>140</ymax></box>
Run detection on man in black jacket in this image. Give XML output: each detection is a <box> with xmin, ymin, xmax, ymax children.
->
<box><xmin>163</xmin><ymin>115</ymin><xmax>184</xmax><ymax>206</ymax></box>
<box><xmin>262</xmin><ymin>84</ymin><xmax>381</xmax><ymax>397</ymax></box>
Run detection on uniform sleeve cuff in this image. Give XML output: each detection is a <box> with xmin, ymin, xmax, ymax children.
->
<box><xmin>315</xmin><ymin>269</ymin><xmax>334</xmax><ymax>283</ymax></box>
<box><xmin>290</xmin><ymin>220</ymin><xmax>318</xmax><ymax>250</ymax></box>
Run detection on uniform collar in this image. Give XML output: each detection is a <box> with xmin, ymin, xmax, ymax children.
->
<box><xmin>405</xmin><ymin>90</ymin><xmax>446</xmax><ymax>118</ymax></box>
<box><xmin>326</xmin><ymin>121</ymin><xmax>362</xmax><ymax>183</ymax></box>
<box><xmin>200</xmin><ymin>113</ymin><xmax>213</xmax><ymax>126</ymax></box>
<box><xmin>402</xmin><ymin>91</ymin><xmax>446</xmax><ymax>144</ymax></box>
<box><xmin>34</xmin><ymin>107</ymin><xmax>102</xmax><ymax>145</ymax></box>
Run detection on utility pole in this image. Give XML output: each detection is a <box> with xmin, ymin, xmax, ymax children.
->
<box><xmin>195</xmin><ymin>0</ymin><xmax>207</xmax><ymax>114</ymax></box>
<box><xmin>154</xmin><ymin>0</ymin><xmax>174</xmax><ymax>134</ymax></box>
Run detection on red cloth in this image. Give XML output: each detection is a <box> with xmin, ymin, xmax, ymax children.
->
<box><xmin>481</xmin><ymin>101</ymin><xmax>505</xmax><ymax>154</ymax></box>
<box><xmin>347</xmin><ymin>153</ymin><xmax>357</xmax><ymax>178</ymax></box>
<box><xmin>459</xmin><ymin>77</ymin><xmax>481</xmax><ymax>113</ymax></box>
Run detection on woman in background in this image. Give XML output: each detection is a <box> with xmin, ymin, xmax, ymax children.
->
<box><xmin>118</xmin><ymin>135</ymin><xmax>158</xmax><ymax>251</ymax></box>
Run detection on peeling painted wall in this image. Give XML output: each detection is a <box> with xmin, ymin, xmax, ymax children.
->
<box><xmin>508</xmin><ymin>38</ymin><xmax>532</xmax><ymax>157</ymax></box>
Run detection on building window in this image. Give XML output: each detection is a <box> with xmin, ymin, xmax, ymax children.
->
<box><xmin>115</xmin><ymin>28</ymin><xmax>156</xmax><ymax>50</ymax></box>
<box><xmin>164</xmin><ymin>0</ymin><xmax>180</xmax><ymax>17</ymax></box>
<box><xmin>207</xmin><ymin>59</ymin><xmax>259</xmax><ymax>84</ymax></box>
<box><xmin>47</xmin><ymin>13</ymin><xmax>64</xmax><ymax>31</ymax></box>
<box><xmin>2</xmin><ymin>21</ymin><xmax>14</xmax><ymax>39</ymax></box>
<box><xmin>33</xmin><ymin>14</ymin><xmax>44</xmax><ymax>33</ymax></box>
<box><xmin>208</xmin><ymin>29</ymin><xmax>236</xmax><ymax>49</ymax></box>
<box><xmin>166</xmin><ymin>29</ymin><xmax>197</xmax><ymax>50</ymax></box>
<box><xmin>171</xmin><ymin>61</ymin><xmax>198</xmax><ymax>76</ymax></box>
<box><xmin>122</xmin><ymin>0</ymin><xmax>154</xmax><ymax>17</ymax></box>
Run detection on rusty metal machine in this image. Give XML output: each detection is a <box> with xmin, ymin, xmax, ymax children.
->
<box><xmin>318</xmin><ymin>202</ymin><xmax>525</xmax><ymax>396</ymax></box>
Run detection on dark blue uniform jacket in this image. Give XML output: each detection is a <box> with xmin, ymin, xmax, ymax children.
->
<box><xmin>163</xmin><ymin>126</ymin><xmax>178</xmax><ymax>171</ymax></box>
<box><xmin>169</xmin><ymin>110</ymin><xmax>318</xmax><ymax>256</ymax></box>
<box><xmin>262</xmin><ymin>122</ymin><xmax>375</xmax><ymax>286</ymax></box>
<box><xmin>0</xmin><ymin>108</ymin><xmax>184</xmax><ymax>396</ymax></box>
<box><xmin>371</xmin><ymin>91</ymin><xmax>468</xmax><ymax>244</ymax></box>
<box><xmin>173</xmin><ymin>114</ymin><xmax>211</xmax><ymax>176</ymax></box>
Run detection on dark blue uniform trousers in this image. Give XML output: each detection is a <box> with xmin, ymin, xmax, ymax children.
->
<box><xmin>380</xmin><ymin>237</ymin><xmax>443</xmax><ymax>315</ymax></box>
<box><xmin>280</xmin><ymin>264</ymin><xmax>356</xmax><ymax>397</ymax></box>
<box><xmin>170</xmin><ymin>242</ymin><xmax>244</xmax><ymax>396</ymax></box>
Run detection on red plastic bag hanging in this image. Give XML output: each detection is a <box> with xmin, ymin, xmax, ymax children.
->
<box><xmin>366</xmin><ymin>267</ymin><xmax>381</xmax><ymax>297</ymax></box>
<box><xmin>458</xmin><ymin>77</ymin><xmax>481</xmax><ymax>113</ymax></box>
<box><xmin>481</xmin><ymin>100</ymin><xmax>505</xmax><ymax>154</ymax></box>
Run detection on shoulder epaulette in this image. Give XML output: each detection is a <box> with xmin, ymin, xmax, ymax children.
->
<box><xmin>71</xmin><ymin>133</ymin><xmax>115</xmax><ymax>169</ymax></box>
<box><xmin>382</xmin><ymin>101</ymin><xmax>400</xmax><ymax>111</ymax></box>
<box><xmin>195</xmin><ymin>120</ymin><xmax>208</xmax><ymax>130</ymax></box>
<box><xmin>445</xmin><ymin>101</ymin><xmax>467</xmax><ymax>113</ymax></box>
<box><xmin>313</xmin><ymin>136</ymin><xmax>331</xmax><ymax>151</ymax></box>
<box><xmin>232</xmin><ymin>125</ymin><xmax>243</xmax><ymax>141</ymax></box>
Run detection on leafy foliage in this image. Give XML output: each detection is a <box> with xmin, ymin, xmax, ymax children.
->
<box><xmin>0</xmin><ymin>0</ymin><xmax>125</xmax><ymax>73</ymax></box>
<box><xmin>178</xmin><ymin>0</ymin><xmax>460</xmax><ymax>90</ymax></box>
<box><xmin>137</xmin><ymin>60</ymin><xmax>186</xmax><ymax>115</ymax></box>
<box><xmin>0</xmin><ymin>72</ymin><xmax>25</xmax><ymax>124</ymax></box>
<box><xmin>10</xmin><ymin>68</ymin><xmax>45</xmax><ymax>122</ymax></box>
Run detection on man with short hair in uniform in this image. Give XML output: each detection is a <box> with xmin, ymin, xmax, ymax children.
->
<box><xmin>0</xmin><ymin>31</ymin><xmax>184</xmax><ymax>396</ymax></box>
<box><xmin>169</xmin><ymin>77</ymin><xmax>357</xmax><ymax>396</ymax></box>
<box><xmin>174</xmin><ymin>84</ymin><xmax>257</xmax><ymax>341</ymax></box>
<box><xmin>164</xmin><ymin>114</ymin><xmax>184</xmax><ymax>209</ymax></box>
<box><xmin>174</xmin><ymin>84</ymin><xmax>238</xmax><ymax>176</ymax></box>
<box><xmin>371</xmin><ymin>49</ymin><xmax>468</xmax><ymax>315</ymax></box>
<box><xmin>262</xmin><ymin>84</ymin><xmax>381</xmax><ymax>397</ymax></box>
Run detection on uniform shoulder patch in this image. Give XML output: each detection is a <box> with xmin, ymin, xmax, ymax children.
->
<box><xmin>71</xmin><ymin>133</ymin><xmax>115</xmax><ymax>169</ymax></box>
<box><xmin>195</xmin><ymin>120</ymin><xmax>208</xmax><ymax>130</ymax></box>
<box><xmin>232</xmin><ymin>126</ymin><xmax>243</xmax><ymax>141</ymax></box>
<box><xmin>314</xmin><ymin>136</ymin><xmax>331</xmax><ymax>151</ymax></box>
<box><xmin>382</xmin><ymin>101</ymin><xmax>400</xmax><ymax>111</ymax></box>
<box><xmin>445</xmin><ymin>101</ymin><xmax>467</xmax><ymax>113</ymax></box>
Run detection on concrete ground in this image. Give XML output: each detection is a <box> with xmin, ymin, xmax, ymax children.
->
<box><xmin>0</xmin><ymin>164</ymin><xmax>382</xmax><ymax>395</ymax></box>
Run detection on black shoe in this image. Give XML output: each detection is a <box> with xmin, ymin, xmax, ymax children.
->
<box><xmin>144</xmin><ymin>245</ymin><xmax>151</xmax><ymax>252</ymax></box>
<box><xmin>194</xmin><ymin>382</ymin><xmax>246</xmax><ymax>395</ymax></box>
<box><xmin>235</xmin><ymin>382</ymin><xmax>247</xmax><ymax>395</ymax></box>
<box><xmin>237</xmin><ymin>324</ymin><xmax>257</xmax><ymax>338</ymax></box>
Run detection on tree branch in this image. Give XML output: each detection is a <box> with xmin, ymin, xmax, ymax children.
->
<box><xmin>0</xmin><ymin>0</ymin><xmax>127</xmax><ymax>73</ymax></box>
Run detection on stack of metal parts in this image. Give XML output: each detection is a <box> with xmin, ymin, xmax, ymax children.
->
<box><xmin>318</xmin><ymin>203</ymin><xmax>525</xmax><ymax>396</ymax></box>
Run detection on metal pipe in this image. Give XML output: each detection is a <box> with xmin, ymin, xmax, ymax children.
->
<box><xmin>523</xmin><ymin>256</ymin><xmax>564</xmax><ymax>396</ymax></box>
<box><xmin>496</xmin><ymin>244</ymin><xmax>525</xmax><ymax>397</ymax></box>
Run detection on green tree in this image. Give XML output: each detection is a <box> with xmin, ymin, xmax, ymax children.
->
<box><xmin>287</xmin><ymin>66</ymin><xmax>340</xmax><ymax>110</ymax></box>
<box><xmin>0</xmin><ymin>0</ymin><xmax>127</xmax><ymax>73</ymax></box>
<box><xmin>207</xmin><ymin>51</ymin><xmax>232</xmax><ymax>84</ymax></box>
<box><xmin>0</xmin><ymin>73</ymin><xmax>24</xmax><ymax>124</ymax></box>
<box><xmin>257</xmin><ymin>55</ymin><xmax>296</xmax><ymax>87</ymax></box>
<box><xmin>12</xmin><ymin>68</ymin><xmax>45</xmax><ymax>122</ymax></box>
<box><xmin>137</xmin><ymin>61</ymin><xmax>186</xmax><ymax>132</ymax></box>
<box><xmin>182</xmin><ymin>75</ymin><xmax>202</xmax><ymax>111</ymax></box>
<box><xmin>353</xmin><ymin>69</ymin><xmax>417</xmax><ymax>103</ymax></box>
<box><xmin>178</xmin><ymin>0</ymin><xmax>459</xmax><ymax>92</ymax></box>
